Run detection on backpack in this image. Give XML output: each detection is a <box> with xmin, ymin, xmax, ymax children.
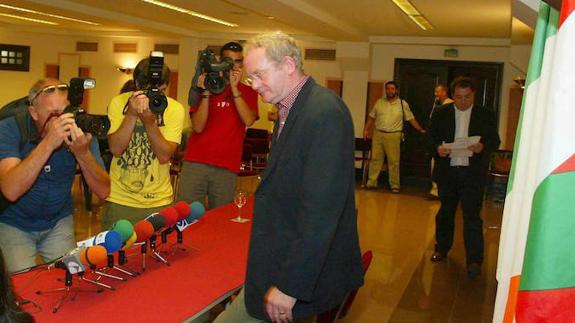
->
<box><xmin>0</xmin><ymin>96</ymin><xmax>36</xmax><ymax>213</ymax></box>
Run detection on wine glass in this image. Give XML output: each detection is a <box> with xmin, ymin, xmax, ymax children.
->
<box><xmin>230</xmin><ymin>190</ymin><xmax>250</xmax><ymax>223</ymax></box>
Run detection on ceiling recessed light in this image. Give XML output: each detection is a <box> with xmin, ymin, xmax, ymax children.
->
<box><xmin>267</xmin><ymin>16</ymin><xmax>275</xmax><ymax>20</ymax></box>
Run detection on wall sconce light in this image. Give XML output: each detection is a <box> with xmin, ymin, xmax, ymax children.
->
<box><xmin>514</xmin><ymin>76</ymin><xmax>526</xmax><ymax>89</ymax></box>
<box><xmin>116</xmin><ymin>66</ymin><xmax>133</xmax><ymax>74</ymax></box>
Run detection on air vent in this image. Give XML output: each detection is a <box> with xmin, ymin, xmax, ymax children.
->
<box><xmin>76</xmin><ymin>42</ymin><xmax>98</xmax><ymax>52</ymax></box>
<box><xmin>305</xmin><ymin>48</ymin><xmax>336</xmax><ymax>61</ymax></box>
<box><xmin>154</xmin><ymin>44</ymin><xmax>179</xmax><ymax>54</ymax></box>
<box><xmin>113</xmin><ymin>42</ymin><xmax>138</xmax><ymax>53</ymax></box>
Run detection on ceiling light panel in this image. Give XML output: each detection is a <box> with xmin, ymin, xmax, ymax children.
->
<box><xmin>141</xmin><ymin>0</ymin><xmax>238</xmax><ymax>27</ymax></box>
<box><xmin>0</xmin><ymin>4</ymin><xmax>99</xmax><ymax>25</ymax></box>
<box><xmin>0</xmin><ymin>13</ymin><xmax>58</xmax><ymax>25</ymax></box>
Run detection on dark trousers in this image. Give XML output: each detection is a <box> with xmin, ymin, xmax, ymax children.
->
<box><xmin>435</xmin><ymin>167</ymin><xmax>485</xmax><ymax>265</ymax></box>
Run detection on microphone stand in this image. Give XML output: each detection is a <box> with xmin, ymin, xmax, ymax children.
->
<box><xmin>169</xmin><ymin>226</ymin><xmax>200</xmax><ymax>255</ymax></box>
<box><xmin>149</xmin><ymin>234</ymin><xmax>170</xmax><ymax>266</ymax></box>
<box><xmin>92</xmin><ymin>256</ymin><xmax>128</xmax><ymax>282</ymax></box>
<box><xmin>94</xmin><ymin>253</ymin><xmax>138</xmax><ymax>279</ymax></box>
<box><xmin>36</xmin><ymin>268</ymin><xmax>104</xmax><ymax>313</ymax></box>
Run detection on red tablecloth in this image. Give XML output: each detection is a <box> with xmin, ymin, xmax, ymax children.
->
<box><xmin>12</xmin><ymin>199</ymin><xmax>253</xmax><ymax>322</ymax></box>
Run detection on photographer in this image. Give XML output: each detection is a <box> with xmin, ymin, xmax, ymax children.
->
<box><xmin>179</xmin><ymin>42</ymin><xmax>258</xmax><ymax>209</ymax></box>
<box><xmin>0</xmin><ymin>78</ymin><xmax>110</xmax><ymax>274</ymax></box>
<box><xmin>103</xmin><ymin>56</ymin><xmax>184</xmax><ymax>227</ymax></box>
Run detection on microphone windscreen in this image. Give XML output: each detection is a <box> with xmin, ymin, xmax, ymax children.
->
<box><xmin>134</xmin><ymin>220</ymin><xmax>154</xmax><ymax>242</ymax></box>
<box><xmin>189</xmin><ymin>201</ymin><xmax>206</xmax><ymax>221</ymax></box>
<box><xmin>160</xmin><ymin>207</ymin><xmax>179</xmax><ymax>227</ymax></box>
<box><xmin>101</xmin><ymin>230</ymin><xmax>123</xmax><ymax>254</ymax></box>
<box><xmin>122</xmin><ymin>232</ymin><xmax>137</xmax><ymax>250</ymax></box>
<box><xmin>173</xmin><ymin>201</ymin><xmax>191</xmax><ymax>221</ymax></box>
<box><xmin>80</xmin><ymin>246</ymin><xmax>108</xmax><ymax>266</ymax></box>
<box><xmin>110</xmin><ymin>219</ymin><xmax>134</xmax><ymax>242</ymax></box>
<box><xmin>147</xmin><ymin>213</ymin><xmax>165</xmax><ymax>232</ymax></box>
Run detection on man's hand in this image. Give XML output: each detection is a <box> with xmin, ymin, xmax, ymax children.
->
<box><xmin>363</xmin><ymin>129</ymin><xmax>371</xmax><ymax>139</ymax></box>
<box><xmin>126</xmin><ymin>91</ymin><xmax>149</xmax><ymax>116</ymax></box>
<box><xmin>196</xmin><ymin>73</ymin><xmax>207</xmax><ymax>90</ymax></box>
<box><xmin>229</xmin><ymin>67</ymin><xmax>242</xmax><ymax>90</ymax></box>
<box><xmin>437</xmin><ymin>144</ymin><xmax>451</xmax><ymax>157</ymax></box>
<box><xmin>127</xmin><ymin>90</ymin><xmax>156</xmax><ymax>124</ymax></box>
<box><xmin>65</xmin><ymin>123</ymin><xmax>92</xmax><ymax>157</ymax></box>
<box><xmin>43</xmin><ymin>113</ymin><xmax>75</xmax><ymax>151</ymax></box>
<box><xmin>468</xmin><ymin>142</ymin><xmax>484</xmax><ymax>154</ymax></box>
<box><xmin>264</xmin><ymin>286</ymin><xmax>297</xmax><ymax>323</ymax></box>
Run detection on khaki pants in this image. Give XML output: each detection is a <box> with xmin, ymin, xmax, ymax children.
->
<box><xmin>213</xmin><ymin>289</ymin><xmax>315</xmax><ymax>323</ymax></box>
<box><xmin>367</xmin><ymin>131</ymin><xmax>402</xmax><ymax>189</ymax></box>
<box><xmin>101</xmin><ymin>202</ymin><xmax>170</xmax><ymax>229</ymax></box>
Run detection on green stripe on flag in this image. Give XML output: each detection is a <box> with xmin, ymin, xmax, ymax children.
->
<box><xmin>508</xmin><ymin>3</ymin><xmax>559</xmax><ymax>192</ymax></box>
<box><xmin>520</xmin><ymin>171</ymin><xmax>575</xmax><ymax>290</ymax></box>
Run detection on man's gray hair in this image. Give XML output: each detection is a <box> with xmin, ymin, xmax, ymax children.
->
<box><xmin>244</xmin><ymin>31</ymin><xmax>303</xmax><ymax>71</ymax></box>
<box><xmin>28</xmin><ymin>78</ymin><xmax>61</xmax><ymax>104</ymax></box>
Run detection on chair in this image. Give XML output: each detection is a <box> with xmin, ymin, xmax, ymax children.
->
<box><xmin>355</xmin><ymin>138</ymin><xmax>372</xmax><ymax>187</ymax></box>
<box><xmin>246</xmin><ymin>128</ymin><xmax>270</xmax><ymax>140</ymax></box>
<box><xmin>316</xmin><ymin>250</ymin><xmax>373</xmax><ymax>323</ymax></box>
<box><xmin>487</xmin><ymin>149</ymin><xmax>513</xmax><ymax>204</ymax></box>
<box><xmin>170</xmin><ymin>128</ymin><xmax>192</xmax><ymax>197</ymax></box>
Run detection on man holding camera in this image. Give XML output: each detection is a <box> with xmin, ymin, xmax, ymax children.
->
<box><xmin>104</xmin><ymin>57</ymin><xmax>185</xmax><ymax>227</ymax></box>
<box><xmin>0</xmin><ymin>78</ymin><xmax>110</xmax><ymax>274</ymax></box>
<box><xmin>179</xmin><ymin>42</ymin><xmax>258</xmax><ymax>209</ymax></box>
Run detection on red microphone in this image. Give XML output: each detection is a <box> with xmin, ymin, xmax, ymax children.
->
<box><xmin>173</xmin><ymin>201</ymin><xmax>191</xmax><ymax>222</ymax></box>
<box><xmin>134</xmin><ymin>220</ymin><xmax>154</xmax><ymax>243</ymax></box>
<box><xmin>159</xmin><ymin>207</ymin><xmax>179</xmax><ymax>227</ymax></box>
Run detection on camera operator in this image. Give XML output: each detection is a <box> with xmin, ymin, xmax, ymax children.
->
<box><xmin>0</xmin><ymin>78</ymin><xmax>110</xmax><ymax>274</ymax></box>
<box><xmin>103</xmin><ymin>57</ymin><xmax>184</xmax><ymax>228</ymax></box>
<box><xmin>179</xmin><ymin>42</ymin><xmax>258</xmax><ymax>209</ymax></box>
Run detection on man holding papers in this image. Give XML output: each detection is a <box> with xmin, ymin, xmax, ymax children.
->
<box><xmin>428</xmin><ymin>77</ymin><xmax>500</xmax><ymax>279</ymax></box>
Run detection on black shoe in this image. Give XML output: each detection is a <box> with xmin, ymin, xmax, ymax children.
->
<box><xmin>430</xmin><ymin>251</ymin><xmax>446</xmax><ymax>262</ymax></box>
<box><xmin>467</xmin><ymin>263</ymin><xmax>481</xmax><ymax>279</ymax></box>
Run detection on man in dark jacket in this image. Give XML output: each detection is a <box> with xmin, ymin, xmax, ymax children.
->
<box><xmin>428</xmin><ymin>77</ymin><xmax>500</xmax><ymax>279</ymax></box>
<box><xmin>214</xmin><ymin>31</ymin><xmax>364</xmax><ymax>323</ymax></box>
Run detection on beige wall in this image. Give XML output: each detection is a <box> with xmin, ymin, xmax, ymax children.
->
<box><xmin>0</xmin><ymin>29</ymin><xmax>181</xmax><ymax>116</ymax></box>
<box><xmin>0</xmin><ymin>29</ymin><xmax>532</xmax><ymax>147</ymax></box>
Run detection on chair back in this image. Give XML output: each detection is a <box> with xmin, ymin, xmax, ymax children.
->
<box><xmin>316</xmin><ymin>250</ymin><xmax>373</xmax><ymax>323</ymax></box>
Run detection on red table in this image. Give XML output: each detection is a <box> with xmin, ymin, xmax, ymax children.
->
<box><xmin>12</xmin><ymin>199</ymin><xmax>253</xmax><ymax>322</ymax></box>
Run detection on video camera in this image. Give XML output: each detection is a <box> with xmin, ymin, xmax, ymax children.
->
<box><xmin>192</xmin><ymin>48</ymin><xmax>234</xmax><ymax>94</ymax></box>
<box><xmin>63</xmin><ymin>78</ymin><xmax>110</xmax><ymax>140</ymax></box>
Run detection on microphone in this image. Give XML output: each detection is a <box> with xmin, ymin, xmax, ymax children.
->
<box><xmin>159</xmin><ymin>207</ymin><xmax>179</xmax><ymax>228</ymax></box>
<box><xmin>76</xmin><ymin>230</ymin><xmax>123</xmax><ymax>254</ymax></box>
<box><xmin>110</xmin><ymin>219</ymin><xmax>134</xmax><ymax>243</ymax></box>
<box><xmin>145</xmin><ymin>213</ymin><xmax>166</xmax><ymax>232</ymax></box>
<box><xmin>176</xmin><ymin>201</ymin><xmax>205</xmax><ymax>232</ymax></box>
<box><xmin>134</xmin><ymin>220</ymin><xmax>155</xmax><ymax>243</ymax></box>
<box><xmin>173</xmin><ymin>201</ymin><xmax>191</xmax><ymax>222</ymax></box>
<box><xmin>54</xmin><ymin>246</ymin><xmax>107</xmax><ymax>274</ymax></box>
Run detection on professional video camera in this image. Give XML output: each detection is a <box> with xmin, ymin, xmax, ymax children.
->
<box><xmin>63</xmin><ymin>78</ymin><xmax>110</xmax><ymax>140</ymax></box>
<box><xmin>192</xmin><ymin>47</ymin><xmax>234</xmax><ymax>94</ymax></box>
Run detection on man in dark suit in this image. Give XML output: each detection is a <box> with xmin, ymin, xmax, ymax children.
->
<box><xmin>428</xmin><ymin>77</ymin><xmax>500</xmax><ymax>279</ymax></box>
<box><xmin>214</xmin><ymin>31</ymin><xmax>364</xmax><ymax>323</ymax></box>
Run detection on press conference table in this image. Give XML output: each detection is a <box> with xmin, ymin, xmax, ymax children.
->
<box><xmin>11</xmin><ymin>199</ymin><xmax>254</xmax><ymax>322</ymax></box>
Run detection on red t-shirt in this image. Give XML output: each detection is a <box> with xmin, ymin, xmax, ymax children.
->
<box><xmin>183</xmin><ymin>83</ymin><xmax>258</xmax><ymax>173</ymax></box>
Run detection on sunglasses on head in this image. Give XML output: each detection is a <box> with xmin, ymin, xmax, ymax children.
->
<box><xmin>31</xmin><ymin>84</ymin><xmax>68</xmax><ymax>103</ymax></box>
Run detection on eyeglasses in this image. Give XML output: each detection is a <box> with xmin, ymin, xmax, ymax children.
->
<box><xmin>31</xmin><ymin>84</ymin><xmax>68</xmax><ymax>102</ymax></box>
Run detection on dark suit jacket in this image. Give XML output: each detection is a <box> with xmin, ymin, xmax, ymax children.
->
<box><xmin>244</xmin><ymin>78</ymin><xmax>364</xmax><ymax>320</ymax></box>
<box><xmin>429</xmin><ymin>103</ymin><xmax>501</xmax><ymax>182</ymax></box>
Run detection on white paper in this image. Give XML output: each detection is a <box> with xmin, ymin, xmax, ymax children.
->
<box><xmin>443</xmin><ymin>136</ymin><xmax>481</xmax><ymax>157</ymax></box>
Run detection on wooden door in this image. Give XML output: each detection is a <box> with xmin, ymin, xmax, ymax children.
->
<box><xmin>395</xmin><ymin>59</ymin><xmax>503</xmax><ymax>183</ymax></box>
